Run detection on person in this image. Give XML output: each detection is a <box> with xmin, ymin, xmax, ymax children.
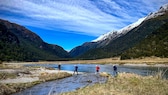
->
<box><xmin>96</xmin><ymin>65</ymin><xmax>100</xmax><ymax>74</ymax></box>
<box><xmin>113</xmin><ymin>65</ymin><xmax>118</xmax><ymax>77</ymax></box>
<box><xmin>73</xmin><ymin>65</ymin><xmax>78</xmax><ymax>75</ymax></box>
<box><xmin>58</xmin><ymin>63</ymin><xmax>61</xmax><ymax>71</ymax></box>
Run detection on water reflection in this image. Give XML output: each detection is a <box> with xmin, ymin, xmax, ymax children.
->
<box><xmin>25</xmin><ymin>63</ymin><xmax>168</xmax><ymax>78</ymax></box>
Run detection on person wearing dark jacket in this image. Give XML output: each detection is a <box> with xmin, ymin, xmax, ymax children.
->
<box><xmin>113</xmin><ymin>65</ymin><xmax>118</xmax><ymax>77</ymax></box>
<box><xmin>73</xmin><ymin>65</ymin><xmax>78</xmax><ymax>75</ymax></box>
<box><xmin>58</xmin><ymin>63</ymin><xmax>61</xmax><ymax>71</ymax></box>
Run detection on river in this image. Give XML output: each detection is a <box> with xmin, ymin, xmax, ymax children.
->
<box><xmin>13</xmin><ymin>63</ymin><xmax>168</xmax><ymax>95</ymax></box>
<box><xmin>24</xmin><ymin>63</ymin><xmax>168</xmax><ymax>78</ymax></box>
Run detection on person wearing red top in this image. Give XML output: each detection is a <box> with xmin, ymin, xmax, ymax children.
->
<box><xmin>96</xmin><ymin>65</ymin><xmax>100</xmax><ymax>74</ymax></box>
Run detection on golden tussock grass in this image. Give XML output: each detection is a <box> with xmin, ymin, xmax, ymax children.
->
<box><xmin>62</xmin><ymin>72</ymin><xmax>168</xmax><ymax>95</ymax></box>
<box><xmin>39</xmin><ymin>72</ymin><xmax>72</xmax><ymax>81</ymax></box>
<box><xmin>3</xmin><ymin>57</ymin><xmax>168</xmax><ymax>65</ymax></box>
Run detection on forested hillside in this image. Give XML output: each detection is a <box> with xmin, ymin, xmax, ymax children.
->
<box><xmin>121</xmin><ymin>22</ymin><xmax>168</xmax><ymax>59</ymax></box>
<box><xmin>0</xmin><ymin>19</ymin><xmax>70</xmax><ymax>61</ymax></box>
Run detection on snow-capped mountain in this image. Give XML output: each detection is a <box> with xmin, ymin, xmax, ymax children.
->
<box><xmin>92</xmin><ymin>3</ymin><xmax>168</xmax><ymax>42</ymax></box>
<box><xmin>70</xmin><ymin>3</ymin><xmax>168</xmax><ymax>58</ymax></box>
<box><xmin>92</xmin><ymin>17</ymin><xmax>146</xmax><ymax>42</ymax></box>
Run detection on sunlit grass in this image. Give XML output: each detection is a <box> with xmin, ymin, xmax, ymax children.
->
<box><xmin>39</xmin><ymin>72</ymin><xmax>72</xmax><ymax>81</ymax></box>
<box><xmin>0</xmin><ymin>73</ymin><xmax>17</xmax><ymax>80</ymax></box>
<box><xmin>62</xmin><ymin>72</ymin><xmax>168</xmax><ymax>95</ymax></box>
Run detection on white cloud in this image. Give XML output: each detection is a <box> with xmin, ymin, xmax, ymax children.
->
<box><xmin>0</xmin><ymin>0</ymin><xmax>168</xmax><ymax>36</ymax></box>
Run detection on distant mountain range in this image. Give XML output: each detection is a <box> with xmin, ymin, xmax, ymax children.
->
<box><xmin>70</xmin><ymin>3</ymin><xmax>168</xmax><ymax>59</ymax></box>
<box><xmin>0</xmin><ymin>19</ymin><xmax>70</xmax><ymax>61</ymax></box>
<box><xmin>1</xmin><ymin>4</ymin><xmax>168</xmax><ymax>61</ymax></box>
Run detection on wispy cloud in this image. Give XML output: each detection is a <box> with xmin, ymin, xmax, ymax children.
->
<box><xmin>0</xmin><ymin>0</ymin><xmax>168</xmax><ymax>36</ymax></box>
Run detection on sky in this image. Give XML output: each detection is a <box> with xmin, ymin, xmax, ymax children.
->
<box><xmin>0</xmin><ymin>0</ymin><xmax>168</xmax><ymax>51</ymax></box>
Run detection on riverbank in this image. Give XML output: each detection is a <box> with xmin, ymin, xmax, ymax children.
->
<box><xmin>62</xmin><ymin>72</ymin><xmax>168</xmax><ymax>95</ymax></box>
<box><xmin>58</xmin><ymin>57</ymin><xmax>168</xmax><ymax>65</ymax></box>
<box><xmin>3</xmin><ymin>57</ymin><xmax>168</xmax><ymax>65</ymax></box>
<box><xmin>0</xmin><ymin>64</ymin><xmax>72</xmax><ymax>95</ymax></box>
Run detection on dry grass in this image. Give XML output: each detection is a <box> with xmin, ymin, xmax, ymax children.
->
<box><xmin>0</xmin><ymin>73</ymin><xmax>17</xmax><ymax>80</ymax></box>
<box><xmin>0</xmin><ymin>81</ymin><xmax>41</xmax><ymax>95</ymax></box>
<box><xmin>62</xmin><ymin>72</ymin><xmax>168</xmax><ymax>95</ymax></box>
<box><xmin>56</xmin><ymin>57</ymin><xmax>168</xmax><ymax>64</ymax></box>
<box><xmin>0</xmin><ymin>64</ymin><xmax>23</xmax><ymax>69</ymax></box>
<box><xmin>39</xmin><ymin>72</ymin><xmax>72</xmax><ymax>82</ymax></box>
<box><xmin>31</xmin><ymin>57</ymin><xmax>159</xmax><ymax>65</ymax></box>
<box><xmin>3</xmin><ymin>57</ymin><xmax>168</xmax><ymax>65</ymax></box>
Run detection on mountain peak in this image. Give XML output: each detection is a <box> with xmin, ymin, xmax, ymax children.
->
<box><xmin>146</xmin><ymin>3</ymin><xmax>168</xmax><ymax>20</ymax></box>
<box><xmin>159</xmin><ymin>3</ymin><xmax>168</xmax><ymax>12</ymax></box>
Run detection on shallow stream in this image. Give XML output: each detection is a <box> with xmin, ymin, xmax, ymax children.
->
<box><xmin>13</xmin><ymin>73</ymin><xmax>106</xmax><ymax>95</ymax></box>
<box><xmin>13</xmin><ymin>63</ymin><xmax>168</xmax><ymax>95</ymax></box>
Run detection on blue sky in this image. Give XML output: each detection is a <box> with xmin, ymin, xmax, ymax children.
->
<box><xmin>0</xmin><ymin>0</ymin><xmax>168</xmax><ymax>51</ymax></box>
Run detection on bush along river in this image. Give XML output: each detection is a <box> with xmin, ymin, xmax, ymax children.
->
<box><xmin>13</xmin><ymin>63</ymin><xmax>168</xmax><ymax>95</ymax></box>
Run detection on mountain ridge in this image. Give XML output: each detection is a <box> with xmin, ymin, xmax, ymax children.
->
<box><xmin>92</xmin><ymin>17</ymin><xmax>146</xmax><ymax>42</ymax></box>
<box><xmin>70</xmin><ymin>3</ymin><xmax>168</xmax><ymax>59</ymax></box>
<box><xmin>0</xmin><ymin>19</ymin><xmax>70</xmax><ymax>61</ymax></box>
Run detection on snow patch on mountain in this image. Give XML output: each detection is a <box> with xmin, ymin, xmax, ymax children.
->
<box><xmin>92</xmin><ymin>3</ymin><xmax>168</xmax><ymax>43</ymax></box>
<box><xmin>92</xmin><ymin>30</ymin><xmax>119</xmax><ymax>42</ymax></box>
<box><xmin>146</xmin><ymin>3</ymin><xmax>168</xmax><ymax>20</ymax></box>
<box><xmin>92</xmin><ymin>17</ymin><xmax>146</xmax><ymax>42</ymax></box>
<box><xmin>118</xmin><ymin>17</ymin><xmax>146</xmax><ymax>34</ymax></box>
